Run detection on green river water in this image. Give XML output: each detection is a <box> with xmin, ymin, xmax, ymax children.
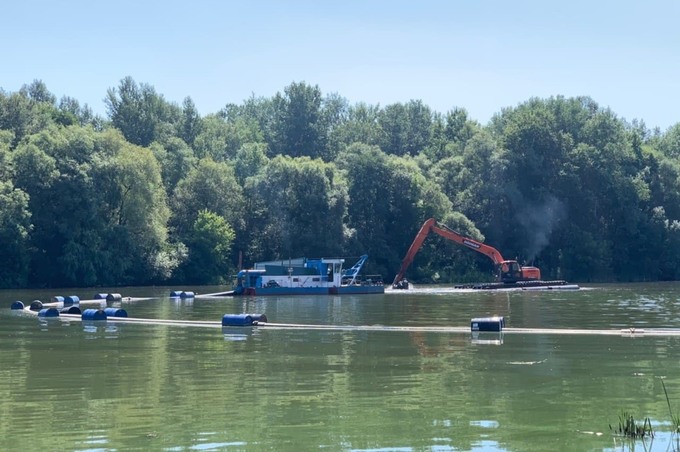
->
<box><xmin>2</xmin><ymin>283</ymin><xmax>680</xmax><ymax>451</ymax></box>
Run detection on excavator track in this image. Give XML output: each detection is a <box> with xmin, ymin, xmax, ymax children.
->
<box><xmin>454</xmin><ymin>280</ymin><xmax>570</xmax><ymax>290</ymax></box>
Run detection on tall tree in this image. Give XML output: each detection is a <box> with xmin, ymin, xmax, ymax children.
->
<box><xmin>170</xmin><ymin>158</ymin><xmax>245</xmax><ymax>241</ymax></box>
<box><xmin>105</xmin><ymin>76</ymin><xmax>181</xmax><ymax>147</ymax></box>
<box><xmin>12</xmin><ymin>126</ymin><xmax>171</xmax><ymax>286</ymax></box>
<box><xmin>193</xmin><ymin>114</ymin><xmax>263</xmax><ymax>161</ymax></box>
<box><xmin>243</xmin><ymin>155</ymin><xmax>348</xmax><ymax>262</ymax></box>
<box><xmin>178</xmin><ymin>209</ymin><xmax>235</xmax><ymax>284</ymax></box>
<box><xmin>328</xmin><ymin>102</ymin><xmax>382</xmax><ymax>156</ymax></box>
<box><xmin>337</xmin><ymin>144</ymin><xmax>452</xmax><ymax>278</ymax></box>
<box><xmin>178</xmin><ymin>96</ymin><xmax>202</xmax><ymax>147</ymax></box>
<box><xmin>0</xmin><ymin>181</ymin><xmax>31</xmax><ymax>287</ymax></box>
<box><xmin>378</xmin><ymin>100</ymin><xmax>433</xmax><ymax>156</ymax></box>
<box><xmin>270</xmin><ymin>82</ymin><xmax>326</xmax><ymax>158</ymax></box>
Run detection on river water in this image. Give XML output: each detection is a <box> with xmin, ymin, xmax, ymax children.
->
<box><xmin>2</xmin><ymin>283</ymin><xmax>680</xmax><ymax>451</ymax></box>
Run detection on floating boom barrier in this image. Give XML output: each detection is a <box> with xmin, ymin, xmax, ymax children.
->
<box><xmin>8</xmin><ymin>300</ymin><xmax>680</xmax><ymax>338</ymax></box>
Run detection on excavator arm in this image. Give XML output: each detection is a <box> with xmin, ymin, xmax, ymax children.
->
<box><xmin>392</xmin><ymin>218</ymin><xmax>541</xmax><ymax>287</ymax></box>
<box><xmin>392</xmin><ymin>218</ymin><xmax>504</xmax><ymax>287</ymax></box>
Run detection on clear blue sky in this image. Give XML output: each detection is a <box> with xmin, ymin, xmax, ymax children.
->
<box><xmin>3</xmin><ymin>0</ymin><xmax>679</xmax><ymax>131</ymax></box>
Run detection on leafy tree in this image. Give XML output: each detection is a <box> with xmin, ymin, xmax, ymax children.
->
<box><xmin>378</xmin><ymin>100</ymin><xmax>433</xmax><ymax>156</ymax></box>
<box><xmin>0</xmin><ymin>89</ymin><xmax>55</xmax><ymax>148</ymax></box>
<box><xmin>179</xmin><ymin>96</ymin><xmax>203</xmax><ymax>147</ymax></box>
<box><xmin>105</xmin><ymin>76</ymin><xmax>181</xmax><ymax>147</ymax></box>
<box><xmin>337</xmin><ymin>144</ymin><xmax>452</xmax><ymax>278</ymax></box>
<box><xmin>658</xmin><ymin>123</ymin><xmax>680</xmax><ymax>158</ymax></box>
<box><xmin>192</xmin><ymin>114</ymin><xmax>263</xmax><ymax>161</ymax></box>
<box><xmin>178</xmin><ymin>209</ymin><xmax>235</xmax><ymax>284</ymax></box>
<box><xmin>11</xmin><ymin>126</ymin><xmax>171</xmax><ymax>286</ymax></box>
<box><xmin>170</xmin><ymin>158</ymin><xmax>244</xmax><ymax>240</ymax></box>
<box><xmin>270</xmin><ymin>82</ymin><xmax>326</xmax><ymax>158</ymax></box>
<box><xmin>150</xmin><ymin>137</ymin><xmax>197</xmax><ymax>195</ymax></box>
<box><xmin>243</xmin><ymin>155</ymin><xmax>348</xmax><ymax>262</ymax></box>
<box><xmin>20</xmin><ymin>80</ymin><xmax>56</xmax><ymax>105</ymax></box>
<box><xmin>435</xmin><ymin>130</ymin><xmax>503</xmax><ymax>231</ymax></box>
<box><xmin>328</xmin><ymin>102</ymin><xmax>382</xmax><ymax>156</ymax></box>
<box><xmin>319</xmin><ymin>92</ymin><xmax>350</xmax><ymax>160</ymax></box>
<box><xmin>233</xmin><ymin>143</ymin><xmax>269</xmax><ymax>185</ymax></box>
<box><xmin>221</xmin><ymin>95</ymin><xmax>275</xmax><ymax>149</ymax></box>
<box><xmin>0</xmin><ymin>180</ymin><xmax>31</xmax><ymax>287</ymax></box>
<box><xmin>58</xmin><ymin>96</ymin><xmax>96</xmax><ymax>127</ymax></box>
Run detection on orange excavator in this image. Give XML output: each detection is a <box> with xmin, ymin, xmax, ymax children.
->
<box><xmin>392</xmin><ymin>218</ymin><xmax>541</xmax><ymax>289</ymax></box>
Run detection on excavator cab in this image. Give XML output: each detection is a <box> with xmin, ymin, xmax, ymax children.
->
<box><xmin>499</xmin><ymin>260</ymin><xmax>522</xmax><ymax>283</ymax></box>
<box><xmin>499</xmin><ymin>260</ymin><xmax>541</xmax><ymax>283</ymax></box>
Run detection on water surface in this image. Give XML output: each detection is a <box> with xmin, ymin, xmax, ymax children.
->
<box><xmin>2</xmin><ymin>283</ymin><xmax>680</xmax><ymax>451</ymax></box>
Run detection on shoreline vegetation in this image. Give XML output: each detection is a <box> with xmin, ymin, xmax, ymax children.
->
<box><xmin>1</xmin><ymin>78</ymin><xmax>680</xmax><ymax>289</ymax></box>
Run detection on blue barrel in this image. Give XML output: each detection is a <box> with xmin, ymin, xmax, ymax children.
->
<box><xmin>222</xmin><ymin>314</ymin><xmax>254</xmax><ymax>327</ymax></box>
<box><xmin>82</xmin><ymin>309</ymin><xmax>107</xmax><ymax>321</ymax></box>
<box><xmin>64</xmin><ymin>295</ymin><xmax>80</xmax><ymax>307</ymax></box>
<box><xmin>249</xmin><ymin>313</ymin><xmax>268</xmax><ymax>323</ymax></box>
<box><xmin>106</xmin><ymin>293</ymin><xmax>122</xmax><ymax>302</ymax></box>
<box><xmin>94</xmin><ymin>293</ymin><xmax>108</xmax><ymax>299</ymax></box>
<box><xmin>10</xmin><ymin>301</ymin><xmax>25</xmax><ymax>310</ymax></box>
<box><xmin>30</xmin><ymin>300</ymin><xmax>43</xmax><ymax>311</ymax></box>
<box><xmin>170</xmin><ymin>290</ymin><xmax>182</xmax><ymax>297</ymax></box>
<box><xmin>38</xmin><ymin>307</ymin><xmax>60</xmax><ymax>318</ymax></box>
<box><xmin>180</xmin><ymin>291</ymin><xmax>195</xmax><ymax>299</ymax></box>
<box><xmin>60</xmin><ymin>306</ymin><xmax>82</xmax><ymax>315</ymax></box>
<box><xmin>104</xmin><ymin>307</ymin><xmax>128</xmax><ymax>318</ymax></box>
<box><xmin>51</xmin><ymin>295</ymin><xmax>64</xmax><ymax>304</ymax></box>
<box><xmin>471</xmin><ymin>316</ymin><xmax>504</xmax><ymax>332</ymax></box>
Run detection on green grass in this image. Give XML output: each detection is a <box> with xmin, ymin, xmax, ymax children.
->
<box><xmin>662</xmin><ymin>380</ymin><xmax>680</xmax><ymax>434</ymax></box>
<box><xmin>610</xmin><ymin>411</ymin><xmax>654</xmax><ymax>439</ymax></box>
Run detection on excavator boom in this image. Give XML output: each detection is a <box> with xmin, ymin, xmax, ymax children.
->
<box><xmin>392</xmin><ymin>218</ymin><xmax>541</xmax><ymax>287</ymax></box>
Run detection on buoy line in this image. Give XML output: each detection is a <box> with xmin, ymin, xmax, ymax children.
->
<box><xmin>258</xmin><ymin>323</ymin><xmax>680</xmax><ymax>337</ymax></box>
<box><xmin>9</xmin><ymin>298</ymin><xmax>680</xmax><ymax>337</ymax></box>
<box><xmin>14</xmin><ymin>307</ymin><xmax>680</xmax><ymax>337</ymax></box>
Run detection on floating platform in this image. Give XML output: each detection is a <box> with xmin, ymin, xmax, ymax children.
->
<box><xmin>454</xmin><ymin>280</ymin><xmax>579</xmax><ymax>290</ymax></box>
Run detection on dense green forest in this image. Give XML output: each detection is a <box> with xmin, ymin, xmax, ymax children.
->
<box><xmin>1</xmin><ymin>77</ymin><xmax>680</xmax><ymax>288</ymax></box>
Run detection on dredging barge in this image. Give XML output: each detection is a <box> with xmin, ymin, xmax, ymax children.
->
<box><xmin>232</xmin><ymin>254</ymin><xmax>384</xmax><ymax>295</ymax></box>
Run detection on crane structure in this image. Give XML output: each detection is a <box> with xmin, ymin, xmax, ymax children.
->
<box><xmin>392</xmin><ymin>218</ymin><xmax>541</xmax><ymax>289</ymax></box>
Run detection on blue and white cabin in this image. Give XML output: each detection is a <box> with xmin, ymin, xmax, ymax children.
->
<box><xmin>233</xmin><ymin>255</ymin><xmax>384</xmax><ymax>295</ymax></box>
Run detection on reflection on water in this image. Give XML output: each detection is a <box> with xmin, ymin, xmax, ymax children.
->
<box><xmin>82</xmin><ymin>321</ymin><xmax>121</xmax><ymax>338</ymax></box>
<box><xmin>2</xmin><ymin>283</ymin><xmax>680</xmax><ymax>451</ymax></box>
<box><xmin>222</xmin><ymin>326</ymin><xmax>255</xmax><ymax>341</ymax></box>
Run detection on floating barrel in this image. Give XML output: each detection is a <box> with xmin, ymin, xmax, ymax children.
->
<box><xmin>82</xmin><ymin>309</ymin><xmax>107</xmax><ymax>321</ymax></box>
<box><xmin>249</xmin><ymin>313</ymin><xmax>268</xmax><ymax>323</ymax></box>
<box><xmin>94</xmin><ymin>293</ymin><xmax>108</xmax><ymax>300</ymax></box>
<box><xmin>170</xmin><ymin>290</ymin><xmax>183</xmax><ymax>298</ymax></box>
<box><xmin>471</xmin><ymin>316</ymin><xmax>504</xmax><ymax>332</ymax></box>
<box><xmin>30</xmin><ymin>300</ymin><xmax>43</xmax><ymax>311</ymax></box>
<box><xmin>106</xmin><ymin>293</ymin><xmax>122</xmax><ymax>302</ymax></box>
<box><xmin>180</xmin><ymin>291</ymin><xmax>195</xmax><ymax>299</ymax></box>
<box><xmin>222</xmin><ymin>314</ymin><xmax>254</xmax><ymax>327</ymax></box>
<box><xmin>64</xmin><ymin>295</ymin><xmax>80</xmax><ymax>307</ymax></box>
<box><xmin>104</xmin><ymin>307</ymin><xmax>128</xmax><ymax>318</ymax></box>
<box><xmin>10</xmin><ymin>301</ymin><xmax>25</xmax><ymax>310</ymax></box>
<box><xmin>38</xmin><ymin>307</ymin><xmax>60</xmax><ymax>318</ymax></box>
<box><xmin>51</xmin><ymin>295</ymin><xmax>64</xmax><ymax>304</ymax></box>
<box><xmin>60</xmin><ymin>306</ymin><xmax>82</xmax><ymax>315</ymax></box>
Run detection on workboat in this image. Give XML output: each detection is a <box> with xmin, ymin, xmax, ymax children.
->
<box><xmin>232</xmin><ymin>255</ymin><xmax>384</xmax><ymax>295</ymax></box>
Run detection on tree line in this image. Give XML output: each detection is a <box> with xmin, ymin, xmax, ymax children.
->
<box><xmin>1</xmin><ymin>77</ymin><xmax>679</xmax><ymax>288</ymax></box>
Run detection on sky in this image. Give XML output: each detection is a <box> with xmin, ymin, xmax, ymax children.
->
<box><xmin>3</xmin><ymin>0</ymin><xmax>679</xmax><ymax>131</ymax></box>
